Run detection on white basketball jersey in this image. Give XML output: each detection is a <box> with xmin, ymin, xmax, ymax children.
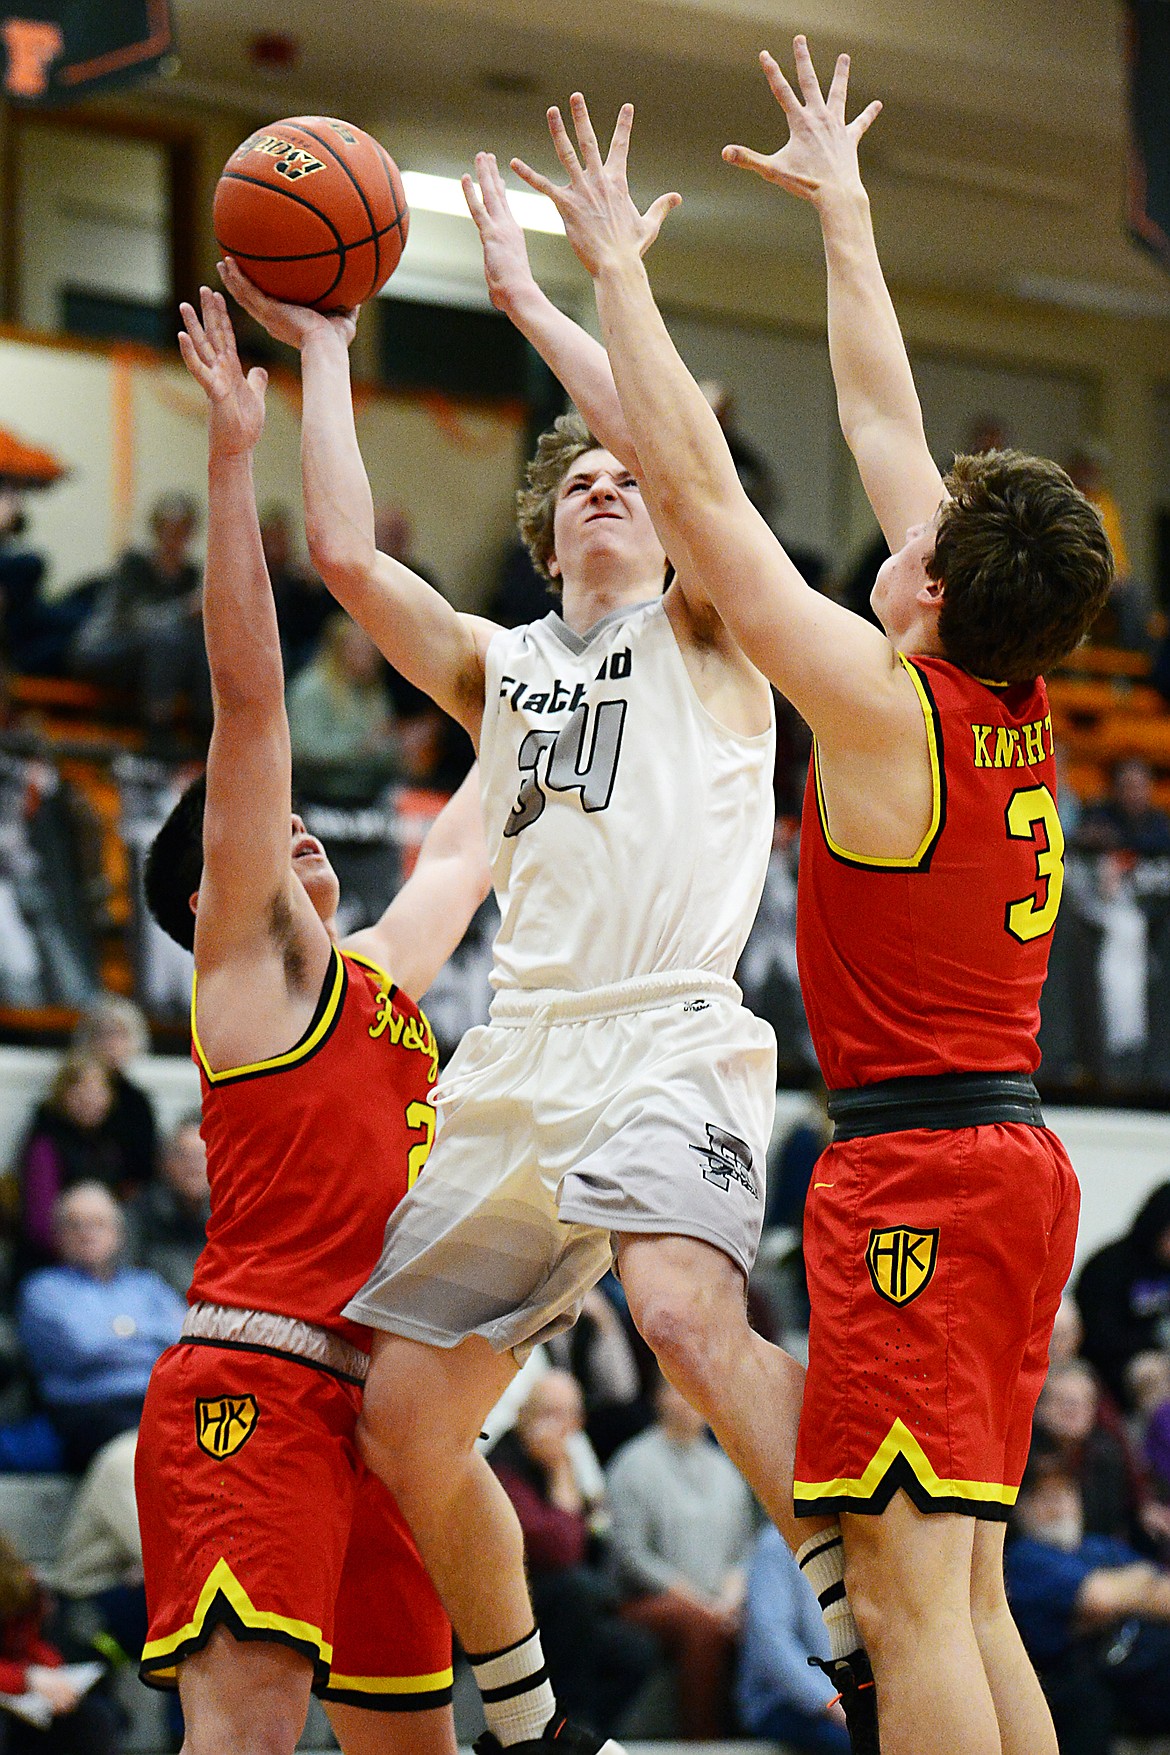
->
<box><xmin>479</xmin><ymin>597</ymin><xmax>775</xmax><ymax>994</ymax></box>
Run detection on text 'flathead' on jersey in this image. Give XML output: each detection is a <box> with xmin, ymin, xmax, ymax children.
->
<box><xmin>497</xmin><ymin>648</ymin><xmax>633</xmax><ymax>717</ymax></box>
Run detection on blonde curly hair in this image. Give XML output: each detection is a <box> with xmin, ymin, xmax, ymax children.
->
<box><xmin>515</xmin><ymin>409</ymin><xmax>598</xmax><ymax>588</ymax></box>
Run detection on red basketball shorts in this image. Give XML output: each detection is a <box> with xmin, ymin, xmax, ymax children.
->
<box><xmin>794</xmin><ymin>1122</ymin><xmax>1079</xmax><ymax>1520</ymax></box>
<box><xmin>136</xmin><ymin>1342</ymin><xmax>451</xmax><ymax>1708</ymax></box>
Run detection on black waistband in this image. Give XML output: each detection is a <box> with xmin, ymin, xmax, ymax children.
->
<box><xmin>827</xmin><ymin>1071</ymin><xmax>1044</xmax><ymax>1141</ymax></box>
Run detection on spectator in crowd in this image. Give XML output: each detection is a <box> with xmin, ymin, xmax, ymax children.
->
<box><xmin>0</xmin><ymin>432</ymin><xmax>89</xmax><ymax>679</ymax></box>
<box><xmin>71</xmin><ymin>997</ymin><xmax>157</xmax><ymax>1194</ymax></box>
<box><xmin>0</xmin><ymin>1528</ymin><xmax>120</xmax><ymax>1755</ymax></box>
<box><xmin>606</xmin><ymin>1373</ymin><xmax>756</xmax><ymax>1740</ymax></box>
<box><xmin>490</xmin><ymin>1369</ymin><xmax>658</xmax><ymax>1741</ymax></box>
<box><xmin>286</xmin><ymin>612</ymin><xmax>401</xmax><ymax>798</ymax></box>
<box><xmin>262</xmin><ymin>502</ymin><xmax>332</xmax><ymax>682</ymax></box>
<box><xmin>71</xmin><ymin>492</ymin><xmax>209</xmax><ymax>744</ymax></box>
<box><xmin>16</xmin><ymin>1183</ymin><xmax>184</xmax><ymax>1473</ymax></box>
<box><xmin>545</xmin><ymin>1281</ymin><xmax>652</xmax><ymax>1465</ymax></box>
<box><xmin>51</xmin><ymin>1428</ymin><xmax>143</xmax><ymax>1658</ymax></box>
<box><xmin>734</xmin><ymin>1525</ymin><xmax>849</xmax><ymax>1753</ymax></box>
<box><xmin>1066</xmin><ymin>444</ymin><xmax>1152</xmax><ymax>652</ymax></box>
<box><xmin>1075</xmin><ymin>758</ymin><xmax>1170</xmax><ymax>858</ymax></box>
<box><xmin>1049</xmin><ymin>1295</ymin><xmax>1084</xmax><ymax>1368</ymax></box>
<box><xmin>125</xmin><ymin>1115</ymin><xmax>208</xmax><ymax>1300</ymax></box>
<box><xmin>1006</xmin><ymin>1451</ymin><xmax>1170</xmax><ymax>1755</ymax></box>
<box><xmin>1032</xmin><ymin>1360</ymin><xmax>1139</xmax><ymax>1544</ymax></box>
<box><xmin>1076</xmin><ymin>1181</ymin><xmax>1170</xmax><ymax>1409</ymax></box>
<box><xmin>13</xmin><ymin>1057</ymin><xmax>132</xmax><ymax>1278</ymax></box>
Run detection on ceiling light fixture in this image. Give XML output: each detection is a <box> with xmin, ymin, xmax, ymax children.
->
<box><xmin>400</xmin><ymin>170</ymin><xmax>564</xmax><ymax>236</ymax></box>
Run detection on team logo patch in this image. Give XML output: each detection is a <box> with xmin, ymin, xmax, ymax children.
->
<box><xmin>690</xmin><ymin>1124</ymin><xmax>758</xmax><ymax>1198</ymax></box>
<box><xmin>196</xmin><ymin>1395</ymin><xmax>259</xmax><ymax>1458</ymax></box>
<box><xmin>866</xmin><ymin>1227</ymin><xmax>939</xmax><ymax>1306</ymax></box>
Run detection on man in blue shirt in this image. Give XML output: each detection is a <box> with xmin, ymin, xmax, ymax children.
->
<box><xmin>17</xmin><ymin>1180</ymin><xmax>186</xmax><ymax>1471</ymax></box>
<box><xmin>736</xmin><ymin>1526</ymin><xmax>850</xmax><ymax>1753</ymax></box>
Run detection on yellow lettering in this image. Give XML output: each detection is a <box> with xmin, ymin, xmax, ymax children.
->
<box><xmin>973</xmin><ymin>725</ymin><xmax>993</xmax><ymax>768</ymax></box>
<box><xmin>1022</xmin><ymin>719</ymin><xmax>1046</xmax><ymax>766</ymax></box>
<box><xmin>1044</xmin><ymin>713</ymin><xmax>1054</xmax><ymax>757</ymax></box>
<box><xmin>994</xmin><ymin>726</ymin><xmax>1020</xmax><ymax>769</ymax></box>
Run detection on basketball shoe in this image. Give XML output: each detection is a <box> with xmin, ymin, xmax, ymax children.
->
<box><xmin>809</xmin><ymin>1649</ymin><xmax>880</xmax><ymax>1755</ymax></box>
<box><xmin>472</xmin><ymin>1711</ymin><xmax>626</xmax><ymax>1754</ymax></box>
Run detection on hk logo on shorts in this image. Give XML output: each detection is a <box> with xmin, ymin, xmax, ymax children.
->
<box><xmin>866</xmin><ymin>1227</ymin><xmax>939</xmax><ymax>1306</ymax></box>
<box><xmin>691</xmin><ymin>1124</ymin><xmax>758</xmax><ymax>1198</ymax></box>
<box><xmin>196</xmin><ymin>1395</ymin><xmax>259</xmax><ymax>1458</ymax></box>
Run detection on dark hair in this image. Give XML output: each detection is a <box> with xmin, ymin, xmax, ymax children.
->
<box><xmin>143</xmin><ymin>773</ymin><xmax>206</xmax><ymax>952</ymax></box>
<box><xmin>927</xmin><ymin>450</ymin><xmax>1114</xmax><ymax>682</ymax></box>
<box><xmin>515</xmin><ymin>409</ymin><xmax>599</xmax><ymax>586</ymax></box>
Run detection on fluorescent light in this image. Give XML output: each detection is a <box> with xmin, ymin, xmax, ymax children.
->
<box><xmin>400</xmin><ymin>170</ymin><xmax>565</xmax><ymax>236</ymax></box>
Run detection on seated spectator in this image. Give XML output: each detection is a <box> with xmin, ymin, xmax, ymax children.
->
<box><xmin>1066</xmin><ymin>444</ymin><xmax>1153</xmax><ymax>651</ymax></box>
<box><xmin>51</xmin><ymin>1429</ymin><xmax>144</xmax><ymax>1660</ymax></box>
<box><xmin>71</xmin><ymin>491</ymin><xmax>209</xmax><ymax>745</ymax></box>
<box><xmin>1006</xmin><ymin>1452</ymin><xmax>1170</xmax><ymax>1755</ymax></box>
<box><xmin>14</xmin><ymin>1057</ymin><xmax>132</xmax><ymax>1278</ymax></box>
<box><xmin>1075</xmin><ymin>758</ymin><xmax>1170</xmax><ymax>858</ymax></box>
<box><xmin>545</xmin><ymin>1279</ymin><xmax>652</xmax><ymax>1464</ymax></box>
<box><xmin>606</xmin><ymin>1373</ymin><xmax>756</xmax><ymax>1740</ymax></box>
<box><xmin>125</xmin><ymin>1115</ymin><xmax>208</xmax><ymax>1300</ymax></box>
<box><xmin>0</xmin><ymin>1528</ymin><xmax>120</xmax><ymax>1755</ymax></box>
<box><xmin>0</xmin><ymin>440</ymin><xmax>93</xmax><ymax>678</ymax></box>
<box><xmin>490</xmin><ymin>1369</ymin><xmax>658</xmax><ymax>1741</ymax></box>
<box><xmin>734</xmin><ymin>1526</ymin><xmax>849</xmax><ymax>1753</ymax></box>
<box><xmin>1076</xmin><ymin>1181</ymin><xmax>1170</xmax><ymax>1408</ymax></box>
<box><xmin>286</xmin><ymin>613</ymin><xmax>401</xmax><ymax>799</ymax></box>
<box><xmin>262</xmin><ymin>503</ymin><xmax>330</xmax><ymax>681</ymax></box>
<box><xmin>16</xmin><ymin>1183</ymin><xmax>185</xmax><ymax>1473</ymax></box>
<box><xmin>1033</xmin><ymin>1360</ymin><xmax>1139</xmax><ymax>1543</ymax></box>
<box><xmin>71</xmin><ymin>997</ymin><xmax>157</xmax><ymax>1194</ymax></box>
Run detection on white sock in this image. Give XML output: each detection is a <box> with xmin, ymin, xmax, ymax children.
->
<box><xmin>796</xmin><ymin>1526</ymin><xmax>862</xmax><ymax>1661</ymax></box>
<box><xmin>468</xmin><ymin>1627</ymin><xmax>557</xmax><ymax>1747</ymax></box>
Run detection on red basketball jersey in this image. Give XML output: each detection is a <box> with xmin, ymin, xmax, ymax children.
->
<box><xmin>189</xmin><ymin>946</ymin><xmax>438</xmax><ymax>1346</ymax></box>
<box><xmin>796</xmin><ymin>655</ymin><xmax>1062</xmax><ymax>1089</ymax></box>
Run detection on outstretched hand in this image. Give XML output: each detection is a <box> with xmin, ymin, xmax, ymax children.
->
<box><xmin>722</xmin><ymin>36</ymin><xmax>881</xmax><ymax>205</ymax></box>
<box><xmin>463</xmin><ymin>152</ymin><xmax>537</xmax><ymax>311</ymax></box>
<box><xmin>178</xmin><ymin>287</ymin><xmax>267</xmax><ymax>456</ymax></box>
<box><xmin>511</xmin><ymin>93</ymin><xmax>680</xmax><ymax>278</ymax></box>
<box><xmin>217</xmin><ymin>256</ymin><xmax>357</xmax><ymax>353</ymax></box>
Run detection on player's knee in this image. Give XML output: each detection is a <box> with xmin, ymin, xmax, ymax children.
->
<box><xmin>632</xmin><ymin>1291</ymin><xmax>717</xmax><ymax>1396</ymax></box>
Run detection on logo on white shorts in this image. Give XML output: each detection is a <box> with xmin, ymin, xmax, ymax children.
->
<box><xmin>691</xmin><ymin>1124</ymin><xmax>757</xmax><ymax>1198</ymax></box>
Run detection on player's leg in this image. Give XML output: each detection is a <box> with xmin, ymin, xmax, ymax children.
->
<box><xmin>325</xmin><ymin>1704</ymin><xmax>456</xmax><ymax>1755</ymax></box>
<box><xmin>970</xmin><ymin>1519</ymin><xmax>1057</xmax><ymax>1755</ymax></box>
<box><xmin>177</xmin><ymin>1624</ymin><xmax>314</xmax><ymax>1755</ymax></box>
<box><xmin>357</xmin><ymin>1331</ymin><xmax>526</xmax><ymax>1651</ymax></box>
<box><xmin>616</xmin><ymin>1231</ymin><xmax>809</xmax><ymax>1550</ymax></box>
<box><xmin>842</xmin><ymin>1499</ymin><xmax>999</xmax><ymax>1755</ymax></box>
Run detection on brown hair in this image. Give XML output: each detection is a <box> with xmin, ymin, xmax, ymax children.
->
<box><xmin>927</xmin><ymin>450</ymin><xmax>1114</xmax><ymax>682</ymax></box>
<box><xmin>0</xmin><ymin>1532</ymin><xmax>38</xmax><ymax>1624</ymax></box>
<box><xmin>515</xmin><ymin>409</ymin><xmax>599</xmax><ymax>586</ymax></box>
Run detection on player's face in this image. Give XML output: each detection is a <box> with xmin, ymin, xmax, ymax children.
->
<box><xmin>290</xmin><ymin>814</ymin><xmax>340</xmax><ymax>921</ymax></box>
<box><xmin>548</xmin><ymin>449</ymin><xmax>666</xmax><ymax>588</ymax></box>
<box><xmin>871</xmin><ymin>511</ymin><xmax>942</xmax><ymax>639</ymax></box>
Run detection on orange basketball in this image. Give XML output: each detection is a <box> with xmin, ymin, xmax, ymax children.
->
<box><xmin>213</xmin><ymin>117</ymin><xmax>409</xmax><ymax>312</ymax></box>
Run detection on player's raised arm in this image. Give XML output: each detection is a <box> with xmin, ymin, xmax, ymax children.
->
<box><xmin>343</xmin><ymin>764</ymin><xmax>491</xmax><ymax>1001</ymax></box>
<box><xmin>723</xmin><ymin>38</ymin><xmax>944</xmax><ymax>548</ymax></box>
<box><xmin>218</xmin><ymin>259</ymin><xmax>493</xmax><ymax>742</ymax></box>
<box><xmin>513</xmin><ymin>96</ymin><xmax>906</xmax><ymax>747</ymax></box>
<box><xmin>463</xmin><ymin>151</ymin><xmax>639</xmax><ymax>470</ymax></box>
<box><xmin>177</xmin><ymin>289</ymin><xmax>311</xmax><ymax>975</ymax></box>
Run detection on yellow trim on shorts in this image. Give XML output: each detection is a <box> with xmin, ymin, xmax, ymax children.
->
<box><xmin>191</xmin><ymin>945</ymin><xmax>346</xmax><ymax>1083</ymax></box>
<box><xmin>326</xmin><ymin>1667</ymin><xmax>455</xmax><ymax>1695</ymax></box>
<box><xmin>140</xmin><ymin>1557</ymin><xmax>332</xmax><ymax>1668</ymax></box>
<box><xmin>812</xmin><ymin>654</ymin><xmax>943</xmax><ymax>870</ymax></box>
<box><xmin>794</xmin><ymin>1418</ymin><xmax>1018</xmax><ymax>1508</ymax></box>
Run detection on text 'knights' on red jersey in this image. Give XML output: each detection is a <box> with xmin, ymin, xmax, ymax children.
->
<box><xmin>796</xmin><ymin>654</ymin><xmax>1063</xmax><ymax>1090</ymax></box>
<box><xmin>189</xmin><ymin>947</ymin><xmax>439</xmax><ymax>1346</ymax></box>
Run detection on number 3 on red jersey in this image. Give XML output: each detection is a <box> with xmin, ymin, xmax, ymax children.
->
<box><xmin>1004</xmin><ymin>785</ymin><xmax>1065</xmax><ymax>943</ymax></box>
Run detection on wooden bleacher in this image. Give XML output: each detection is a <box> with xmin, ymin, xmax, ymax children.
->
<box><xmin>1047</xmin><ymin>645</ymin><xmax>1170</xmax><ymax>810</ymax></box>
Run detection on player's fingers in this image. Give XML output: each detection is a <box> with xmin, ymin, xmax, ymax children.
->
<box><xmin>198</xmin><ymin>285</ymin><xmax>228</xmax><ymax>358</ymax></box>
<box><xmin>792</xmin><ymin>35</ymin><xmax>825</xmax><ymax>108</ymax></box>
<box><xmin>721</xmin><ymin>143</ymin><xmax>780</xmax><ymax>182</ymax></box>
<box><xmin>826</xmin><ymin>52</ymin><xmax>851</xmax><ymax>119</ymax></box>
<box><xmin>511</xmin><ymin>156</ymin><xmax>560</xmax><ymax>202</ymax></box>
<box><xmin>205</xmin><ymin>287</ymin><xmax>236</xmax><ymax>359</ymax></box>
<box><xmin>218</xmin><ymin>256</ymin><xmax>267</xmax><ymax>321</ymax></box>
<box><xmin>546</xmin><ymin>106</ymin><xmax>583</xmax><ymax>180</ymax></box>
<box><xmin>607</xmin><ymin>103</ymin><xmax>634</xmax><ymax>177</ymax></box>
<box><xmin>246</xmin><ymin>366</ymin><xmax>269</xmax><ymax>401</ymax></box>
<box><xmin>642</xmin><ymin>190</ymin><xmax>681</xmax><ymax>245</ymax></box>
<box><xmin>849</xmin><ymin>98</ymin><xmax>883</xmax><ymax>141</ymax></box>
<box><xmin>474</xmin><ymin>151</ymin><xmax>504</xmax><ymax>209</ymax></box>
<box><xmin>177</xmin><ymin>330</ymin><xmax>214</xmax><ymax>390</ymax></box>
<box><xmin>568</xmin><ymin>92</ymin><xmax>604</xmax><ymax>173</ymax></box>
<box><xmin>759</xmin><ymin>50</ymin><xmax>800</xmax><ymax>116</ymax></box>
<box><xmin>462</xmin><ymin>171</ymin><xmax>489</xmax><ymax>226</ymax></box>
<box><xmin>178</xmin><ymin>300</ymin><xmax>213</xmax><ymax>364</ymax></box>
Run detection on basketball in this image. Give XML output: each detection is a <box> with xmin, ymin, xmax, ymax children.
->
<box><xmin>213</xmin><ymin>116</ymin><xmax>409</xmax><ymax>312</ymax></box>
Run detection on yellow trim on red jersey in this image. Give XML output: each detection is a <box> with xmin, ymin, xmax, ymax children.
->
<box><xmin>812</xmin><ymin>654</ymin><xmax>943</xmax><ymax>870</ymax></box>
<box><xmin>326</xmin><ymin>1667</ymin><xmax>455</xmax><ymax>1696</ymax></box>
<box><xmin>140</xmin><ymin>1556</ymin><xmax>332</xmax><ymax>1674</ymax></box>
<box><xmin>341</xmin><ymin>947</ymin><xmax>395</xmax><ymax>992</ymax></box>
<box><xmin>191</xmin><ymin>944</ymin><xmax>346</xmax><ymax>1084</ymax></box>
<box><xmin>794</xmin><ymin>1417</ymin><xmax>1018</xmax><ymax>1509</ymax></box>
